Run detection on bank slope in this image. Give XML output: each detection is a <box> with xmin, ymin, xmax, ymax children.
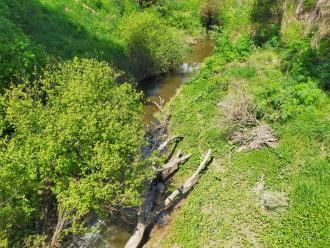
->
<box><xmin>145</xmin><ymin>0</ymin><xmax>330</xmax><ymax>247</ymax></box>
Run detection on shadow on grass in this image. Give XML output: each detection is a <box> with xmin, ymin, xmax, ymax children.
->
<box><xmin>250</xmin><ymin>0</ymin><xmax>283</xmax><ymax>45</ymax></box>
<box><xmin>2</xmin><ymin>0</ymin><xmax>129</xmax><ymax>71</ymax></box>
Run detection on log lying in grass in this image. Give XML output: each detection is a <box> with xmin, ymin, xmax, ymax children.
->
<box><xmin>157</xmin><ymin>150</ymin><xmax>192</xmax><ymax>180</ymax></box>
<box><xmin>164</xmin><ymin>149</ymin><xmax>212</xmax><ymax>208</ymax></box>
<box><xmin>125</xmin><ymin>149</ymin><xmax>212</xmax><ymax>248</ymax></box>
<box><xmin>158</xmin><ymin>136</ymin><xmax>183</xmax><ymax>152</ymax></box>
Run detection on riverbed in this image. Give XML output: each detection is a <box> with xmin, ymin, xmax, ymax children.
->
<box><xmin>93</xmin><ymin>37</ymin><xmax>213</xmax><ymax>248</ymax></box>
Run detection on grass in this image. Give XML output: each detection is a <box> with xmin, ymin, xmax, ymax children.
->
<box><xmin>2</xmin><ymin>0</ymin><xmax>131</xmax><ymax>68</ymax></box>
<box><xmin>145</xmin><ymin>47</ymin><xmax>330</xmax><ymax>247</ymax></box>
<box><xmin>0</xmin><ymin>0</ymin><xmax>208</xmax><ymax>86</ymax></box>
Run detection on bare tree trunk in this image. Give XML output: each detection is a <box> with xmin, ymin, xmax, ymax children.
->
<box><xmin>158</xmin><ymin>136</ymin><xmax>183</xmax><ymax>152</ymax></box>
<box><xmin>51</xmin><ymin>209</ymin><xmax>68</xmax><ymax>248</ymax></box>
<box><xmin>165</xmin><ymin>149</ymin><xmax>212</xmax><ymax>208</ymax></box>
<box><xmin>125</xmin><ymin>149</ymin><xmax>212</xmax><ymax>248</ymax></box>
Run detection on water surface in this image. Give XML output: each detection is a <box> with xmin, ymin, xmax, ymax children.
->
<box><xmin>94</xmin><ymin>37</ymin><xmax>213</xmax><ymax>248</ymax></box>
<box><xmin>141</xmin><ymin>38</ymin><xmax>214</xmax><ymax>123</ymax></box>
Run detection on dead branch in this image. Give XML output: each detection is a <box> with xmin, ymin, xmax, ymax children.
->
<box><xmin>152</xmin><ymin>96</ymin><xmax>165</xmax><ymax>112</ymax></box>
<box><xmin>157</xmin><ymin>151</ymin><xmax>192</xmax><ymax>180</ymax></box>
<box><xmin>164</xmin><ymin>149</ymin><xmax>212</xmax><ymax>208</ymax></box>
<box><xmin>51</xmin><ymin>209</ymin><xmax>68</xmax><ymax>248</ymax></box>
<box><xmin>158</xmin><ymin>136</ymin><xmax>183</xmax><ymax>152</ymax></box>
<box><xmin>74</xmin><ymin>0</ymin><xmax>99</xmax><ymax>15</ymax></box>
<box><xmin>231</xmin><ymin>124</ymin><xmax>278</xmax><ymax>152</ymax></box>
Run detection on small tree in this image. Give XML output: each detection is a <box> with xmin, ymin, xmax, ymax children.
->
<box><xmin>0</xmin><ymin>58</ymin><xmax>151</xmax><ymax>246</ymax></box>
<box><xmin>122</xmin><ymin>12</ymin><xmax>188</xmax><ymax>80</ymax></box>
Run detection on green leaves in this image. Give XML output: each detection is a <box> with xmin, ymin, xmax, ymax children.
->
<box><xmin>121</xmin><ymin>11</ymin><xmax>189</xmax><ymax>80</ymax></box>
<box><xmin>256</xmin><ymin>80</ymin><xmax>325</xmax><ymax>122</ymax></box>
<box><xmin>0</xmin><ymin>58</ymin><xmax>150</xmax><ymax>244</ymax></box>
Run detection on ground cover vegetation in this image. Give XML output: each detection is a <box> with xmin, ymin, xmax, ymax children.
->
<box><xmin>0</xmin><ymin>0</ymin><xmax>329</xmax><ymax>247</ymax></box>
<box><xmin>144</xmin><ymin>0</ymin><xmax>330</xmax><ymax>247</ymax></box>
<box><xmin>0</xmin><ymin>0</ymin><xmax>220</xmax><ymax>246</ymax></box>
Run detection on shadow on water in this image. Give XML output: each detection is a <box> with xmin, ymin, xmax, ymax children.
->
<box><xmin>91</xmin><ymin>38</ymin><xmax>214</xmax><ymax>248</ymax></box>
<box><xmin>140</xmin><ymin>38</ymin><xmax>214</xmax><ymax>124</ymax></box>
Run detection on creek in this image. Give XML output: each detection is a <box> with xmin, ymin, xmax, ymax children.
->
<box><xmin>92</xmin><ymin>37</ymin><xmax>213</xmax><ymax>248</ymax></box>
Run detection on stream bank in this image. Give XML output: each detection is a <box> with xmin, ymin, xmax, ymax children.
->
<box><xmin>90</xmin><ymin>37</ymin><xmax>214</xmax><ymax>248</ymax></box>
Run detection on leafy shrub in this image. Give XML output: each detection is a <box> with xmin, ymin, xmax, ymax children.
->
<box><xmin>250</xmin><ymin>0</ymin><xmax>284</xmax><ymax>45</ymax></box>
<box><xmin>122</xmin><ymin>11</ymin><xmax>188</xmax><ymax>80</ymax></box>
<box><xmin>214</xmin><ymin>32</ymin><xmax>255</xmax><ymax>62</ymax></box>
<box><xmin>281</xmin><ymin>37</ymin><xmax>330</xmax><ymax>89</ymax></box>
<box><xmin>256</xmin><ymin>80</ymin><xmax>325</xmax><ymax>121</ymax></box>
<box><xmin>0</xmin><ymin>58</ymin><xmax>150</xmax><ymax>245</ymax></box>
<box><xmin>0</xmin><ymin>11</ymin><xmax>42</xmax><ymax>87</ymax></box>
<box><xmin>154</xmin><ymin>0</ymin><xmax>203</xmax><ymax>35</ymax></box>
<box><xmin>302</xmin><ymin>0</ymin><xmax>317</xmax><ymax>11</ymax></box>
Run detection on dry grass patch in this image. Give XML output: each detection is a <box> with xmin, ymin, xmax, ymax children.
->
<box><xmin>218</xmin><ymin>86</ymin><xmax>257</xmax><ymax>128</ymax></box>
<box><xmin>231</xmin><ymin>124</ymin><xmax>278</xmax><ymax>152</ymax></box>
<box><xmin>218</xmin><ymin>84</ymin><xmax>278</xmax><ymax>152</ymax></box>
<box><xmin>253</xmin><ymin>176</ymin><xmax>289</xmax><ymax>212</ymax></box>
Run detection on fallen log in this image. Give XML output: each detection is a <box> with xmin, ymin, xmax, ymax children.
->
<box><xmin>152</xmin><ymin>96</ymin><xmax>165</xmax><ymax>112</ymax></box>
<box><xmin>124</xmin><ymin>222</ymin><xmax>147</xmax><ymax>248</ymax></box>
<box><xmin>124</xmin><ymin>180</ymin><xmax>164</xmax><ymax>248</ymax></box>
<box><xmin>164</xmin><ymin>149</ymin><xmax>212</xmax><ymax>208</ymax></box>
<box><xmin>125</xmin><ymin>150</ymin><xmax>188</xmax><ymax>248</ymax></box>
<box><xmin>158</xmin><ymin>150</ymin><xmax>192</xmax><ymax>180</ymax></box>
<box><xmin>158</xmin><ymin>136</ymin><xmax>183</xmax><ymax>152</ymax></box>
<box><xmin>125</xmin><ymin>149</ymin><xmax>211</xmax><ymax>248</ymax></box>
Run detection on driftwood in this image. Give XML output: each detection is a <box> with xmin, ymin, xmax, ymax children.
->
<box><xmin>164</xmin><ymin>149</ymin><xmax>212</xmax><ymax>208</ymax></box>
<box><xmin>125</xmin><ymin>149</ymin><xmax>211</xmax><ymax>248</ymax></box>
<box><xmin>158</xmin><ymin>150</ymin><xmax>192</xmax><ymax>180</ymax></box>
<box><xmin>158</xmin><ymin>136</ymin><xmax>183</xmax><ymax>152</ymax></box>
<box><xmin>152</xmin><ymin>96</ymin><xmax>165</xmax><ymax>112</ymax></box>
<box><xmin>124</xmin><ymin>180</ymin><xmax>164</xmax><ymax>248</ymax></box>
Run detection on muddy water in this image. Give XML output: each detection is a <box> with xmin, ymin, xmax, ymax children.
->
<box><xmin>93</xmin><ymin>38</ymin><xmax>213</xmax><ymax>248</ymax></box>
<box><xmin>141</xmin><ymin>38</ymin><xmax>214</xmax><ymax>123</ymax></box>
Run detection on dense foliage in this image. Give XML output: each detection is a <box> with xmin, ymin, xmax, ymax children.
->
<box><xmin>144</xmin><ymin>0</ymin><xmax>330</xmax><ymax>247</ymax></box>
<box><xmin>0</xmin><ymin>59</ymin><xmax>150</xmax><ymax>246</ymax></box>
<box><xmin>0</xmin><ymin>0</ymin><xmax>329</xmax><ymax>247</ymax></box>
<box><xmin>0</xmin><ymin>0</ymin><xmax>191</xmax><ymax>85</ymax></box>
<box><xmin>122</xmin><ymin>12</ymin><xmax>188</xmax><ymax>80</ymax></box>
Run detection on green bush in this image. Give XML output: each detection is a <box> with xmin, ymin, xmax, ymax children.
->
<box><xmin>281</xmin><ymin>37</ymin><xmax>330</xmax><ymax>89</ymax></box>
<box><xmin>154</xmin><ymin>0</ymin><xmax>203</xmax><ymax>35</ymax></box>
<box><xmin>0</xmin><ymin>7</ymin><xmax>42</xmax><ymax>87</ymax></box>
<box><xmin>200</xmin><ymin>0</ymin><xmax>222</xmax><ymax>29</ymax></box>
<box><xmin>250</xmin><ymin>0</ymin><xmax>283</xmax><ymax>44</ymax></box>
<box><xmin>122</xmin><ymin>11</ymin><xmax>188</xmax><ymax>80</ymax></box>
<box><xmin>256</xmin><ymin>79</ymin><xmax>325</xmax><ymax>121</ymax></box>
<box><xmin>302</xmin><ymin>0</ymin><xmax>317</xmax><ymax>11</ymax></box>
<box><xmin>0</xmin><ymin>58</ymin><xmax>150</xmax><ymax>246</ymax></box>
<box><xmin>214</xmin><ymin>32</ymin><xmax>255</xmax><ymax>62</ymax></box>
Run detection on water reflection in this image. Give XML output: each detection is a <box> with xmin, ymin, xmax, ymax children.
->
<box><xmin>94</xmin><ymin>38</ymin><xmax>213</xmax><ymax>248</ymax></box>
<box><xmin>140</xmin><ymin>38</ymin><xmax>214</xmax><ymax>123</ymax></box>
